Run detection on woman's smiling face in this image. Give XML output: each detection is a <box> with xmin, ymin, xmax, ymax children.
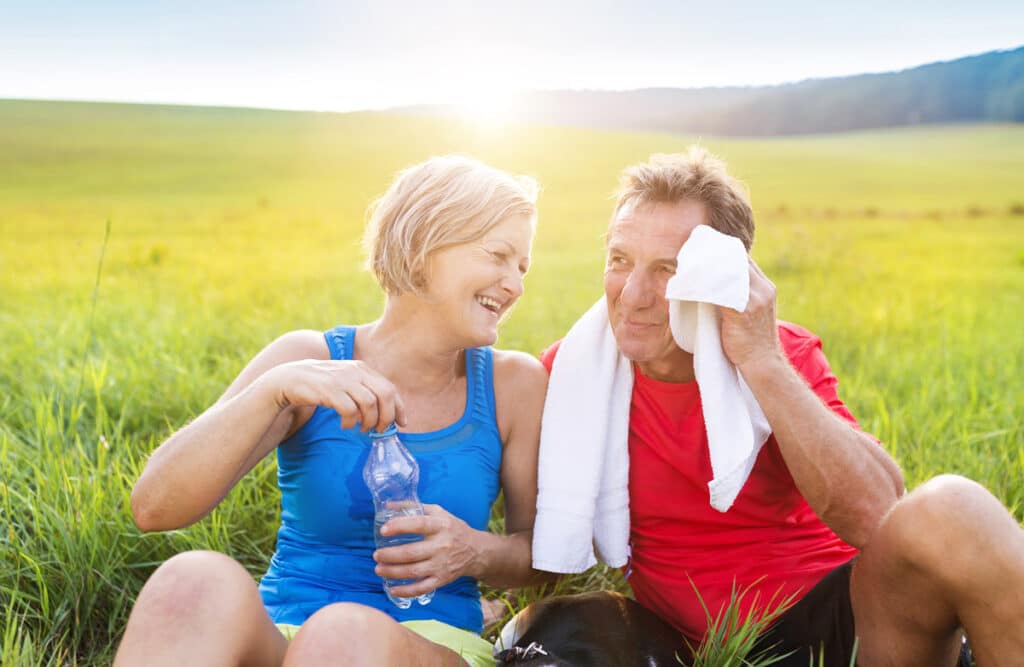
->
<box><xmin>422</xmin><ymin>213</ymin><xmax>534</xmax><ymax>347</ymax></box>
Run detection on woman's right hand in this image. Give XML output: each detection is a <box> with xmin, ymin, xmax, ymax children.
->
<box><xmin>264</xmin><ymin>359</ymin><xmax>407</xmax><ymax>433</ymax></box>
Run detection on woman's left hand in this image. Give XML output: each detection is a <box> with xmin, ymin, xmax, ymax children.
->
<box><xmin>372</xmin><ymin>504</ymin><xmax>480</xmax><ymax>597</ymax></box>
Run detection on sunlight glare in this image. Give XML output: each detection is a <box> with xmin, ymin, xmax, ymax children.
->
<box><xmin>454</xmin><ymin>88</ymin><xmax>523</xmax><ymax>130</ymax></box>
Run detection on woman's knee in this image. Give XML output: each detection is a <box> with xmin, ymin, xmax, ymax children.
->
<box><xmin>133</xmin><ymin>550</ymin><xmax>258</xmax><ymax>622</ymax></box>
<box><xmin>286</xmin><ymin>603</ymin><xmax>400</xmax><ymax>663</ymax></box>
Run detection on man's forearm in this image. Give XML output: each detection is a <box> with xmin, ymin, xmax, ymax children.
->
<box><xmin>740</xmin><ymin>353</ymin><xmax>904</xmax><ymax>547</ymax></box>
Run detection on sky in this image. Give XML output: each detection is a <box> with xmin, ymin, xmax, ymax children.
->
<box><xmin>2</xmin><ymin>1</ymin><xmax>1022</xmax><ymax>113</ymax></box>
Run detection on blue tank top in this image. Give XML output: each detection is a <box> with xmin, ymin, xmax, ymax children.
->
<box><xmin>258</xmin><ymin>325</ymin><xmax>503</xmax><ymax>632</ymax></box>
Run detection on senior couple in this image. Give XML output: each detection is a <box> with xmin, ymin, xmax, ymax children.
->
<box><xmin>115</xmin><ymin>151</ymin><xmax>1024</xmax><ymax>666</ymax></box>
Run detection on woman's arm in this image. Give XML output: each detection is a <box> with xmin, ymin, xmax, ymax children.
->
<box><xmin>131</xmin><ymin>329</ymin><xmax>405</xmax><ymax>531</ymax></box>
<box><xmin>374</xmin><ymin>350</ymin><xmax>550</xmax><ymax>594</ymax></box>
<box><xmin>472</xmin><ymin>349</ymin><xmax>549</xmax><ymax>588</ymax></box>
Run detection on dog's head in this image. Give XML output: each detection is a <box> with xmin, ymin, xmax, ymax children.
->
<box><xmin>493</xmin><ymin>591</ymin><xmax>687</xmax><ymax>666</ymax></box>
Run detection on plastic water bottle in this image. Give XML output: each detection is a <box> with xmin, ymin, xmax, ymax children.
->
<box><xmin>362</xmin><ymin>423</ymin><xmax>434</xmax><ymax>609</ymax></box>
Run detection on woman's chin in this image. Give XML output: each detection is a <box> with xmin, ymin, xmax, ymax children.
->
<box><xmin>468</xmin><ymin>325</ymin><xmax>499</xmax><ymax>348</ymax></box>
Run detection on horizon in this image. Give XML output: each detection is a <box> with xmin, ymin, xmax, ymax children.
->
<box><xmin>3</xmin><ymin>42</ymin><xmax>1022</xmax><ymax>118</ymax></box>
<box><xmin>2</xmin><ymin>1</ymin><xmax>1023</xmax><ymax>115</ymax></box>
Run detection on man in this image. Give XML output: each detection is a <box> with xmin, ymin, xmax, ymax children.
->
<box><xmin>537</xmin><ymin>148</ymin><xmax>1024</xmax><ymax>665</ymax></box>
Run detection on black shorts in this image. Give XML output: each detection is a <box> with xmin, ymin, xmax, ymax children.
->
<box><xmin>754</xmin><ymin>558</ymin><xmax>972</xmax><ymax>667</ymax></box>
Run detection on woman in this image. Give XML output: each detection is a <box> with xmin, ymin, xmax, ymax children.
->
<box><xmin>115</xmin><ymin>156</ymin><xmax>547</xmax><ymax>667</ymax></box>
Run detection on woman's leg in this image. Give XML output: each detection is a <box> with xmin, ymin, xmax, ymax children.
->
<box><xmin>283</xmin><ymin>603</ymin><xmax>469</xmax><ymax>667</ymax></box>
<box><xmin>114</xmin><ymin>550</ymin><xmax>288</xmax><ymax>667</ymax></box>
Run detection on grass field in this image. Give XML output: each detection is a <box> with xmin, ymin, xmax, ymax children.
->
<box><xmin>1</xmin><ymin>99</ymin><xmax>1023</xmax><ymax>665</ymax></box>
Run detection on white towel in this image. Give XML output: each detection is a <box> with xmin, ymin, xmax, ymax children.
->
<box><xmin>666</xmin><ymin>225</ymin><xmax>773</xmax><ymax>511</ymax></box>
<box><xmin>531</xmin><ymin>298</ymin><xmax>632</xmax><ymax>573</ymax></box>
<box><xmin>532</xmin><ymin>225</ymin><xmax>772</xmax><ymax>573</ymax></box>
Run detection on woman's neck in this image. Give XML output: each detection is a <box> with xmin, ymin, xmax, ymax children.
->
<box><xmin>355</xmin><ymin>298</ymin><xmax>465</xmax><ymax>393</ymax></box>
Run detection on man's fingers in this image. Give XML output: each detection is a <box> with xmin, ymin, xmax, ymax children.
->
<box><xmin>747</xmin><ymin>256</ymin><xmax>776</xmax><ymax>293</ymax></box>
<box><xmin>748</xmin><ymin>255</ymin><xmax>768</xmax><ymax>279</ymax></box>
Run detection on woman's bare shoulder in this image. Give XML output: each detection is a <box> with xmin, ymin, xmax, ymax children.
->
<box><xmin>268</xmin><ymin>329</ymin><xmax>331</xmax><ymax>362</ymax></box>
<box><xmin>491</xmin><ymin>348</ymin><xmax>548</xmax><ymax>442</ymax></box>
<box><xmin>491</xmin><ymin>348</ymin><xmax>548</xmax><ymax>388</ymax></box>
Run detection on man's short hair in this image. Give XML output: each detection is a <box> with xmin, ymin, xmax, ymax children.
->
<box><xmin>613</xmin><ymin>147</ymin><xmax>755</xmax><ymax>250</ymax></box>
<box><xmin>364</xmin><ymin>155</ymin><xmax>539</xmax><ymax>295</ymax></box>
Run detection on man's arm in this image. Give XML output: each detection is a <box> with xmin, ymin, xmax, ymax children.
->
<box><xmin>722</xmin><ymin>259</ymin><xmax>905</xmax><ymax>548</ymax></box>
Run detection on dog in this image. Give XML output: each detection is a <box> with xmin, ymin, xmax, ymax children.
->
<box><xmin>493</xmin><ymin>591</ymin><xmax>689</xmax><ymax>666</ymax></box>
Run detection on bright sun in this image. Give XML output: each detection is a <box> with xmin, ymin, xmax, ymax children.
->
<box><xmin>455</xmin><ymin>89</ymin><xmax>522</xmax><ymax>129</ymax></box>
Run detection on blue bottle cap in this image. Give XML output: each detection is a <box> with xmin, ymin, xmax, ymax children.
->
<box><xmin>368</xmin><ymin>422</ymin><xmax>399</xmax><ymax>439</ymax></box>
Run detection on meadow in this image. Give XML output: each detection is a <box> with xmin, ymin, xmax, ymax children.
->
<box><xmin>1</xmin><ymin>99</ymin><xmax>1023</xmax><ymax>665</ymax></box>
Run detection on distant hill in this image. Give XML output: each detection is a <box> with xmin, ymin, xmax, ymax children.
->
<box><xmin>398</xmin><ymin>46</ymin><xmax>1024</xmax><ymax>136</ymax></box>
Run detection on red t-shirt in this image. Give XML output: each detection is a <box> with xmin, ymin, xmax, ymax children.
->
<box><xmin>540</xmin><ymin>322</ymin><xmax>863</xmax><ymax>641</ymax></box>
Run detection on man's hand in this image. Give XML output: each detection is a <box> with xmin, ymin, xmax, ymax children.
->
<box><xmin>372</xmin><ymin>504</ymin><xmax>479</xmax><ymax>597</ymax></box>
<box><xmin>719</xmin><ymin>258</ymin><xmax>784</xmax><ymax>371</ymax></box>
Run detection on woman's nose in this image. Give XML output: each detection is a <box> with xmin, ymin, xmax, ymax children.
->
<box><xmin>502</xmin><ymin>269</ymin><xmax>524</xmax><ymax>300</ymax></box>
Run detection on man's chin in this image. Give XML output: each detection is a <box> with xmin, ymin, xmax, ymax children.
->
<box><xmin>612</xmin><ymin>337</ymin><xmax>652</xmax><ymax>363</ymax></box>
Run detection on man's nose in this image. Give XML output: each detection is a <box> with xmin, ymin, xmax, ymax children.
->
<box><xmin>619</xmin><ymin>270</ymin><xmax>657</xmax><ymax>308</ymax></box>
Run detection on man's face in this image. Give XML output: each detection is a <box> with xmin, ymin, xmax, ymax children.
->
<box><xmin>604</xmin><ymin>199</ymin><xmax>707</xmax><ymax>381</ymax></box>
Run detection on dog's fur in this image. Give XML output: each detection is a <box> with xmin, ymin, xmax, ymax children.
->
<box><xmin>494</xmin><ymin>591</ymin><xmax>688</xmax><ymax>666</ymax></box>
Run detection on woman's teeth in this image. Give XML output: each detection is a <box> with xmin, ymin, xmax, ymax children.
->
<box><xmin>477</xmin><ymin>296</ymin><xmax>501</xmax><ymax>313</ymax></box>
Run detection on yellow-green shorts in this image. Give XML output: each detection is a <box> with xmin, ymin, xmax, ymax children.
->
<box><xmin>276</xmin><ymin>619</ymin><xmax>493</xmax><ymax>667</ymax></box>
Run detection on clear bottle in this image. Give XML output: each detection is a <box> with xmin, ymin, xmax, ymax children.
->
<box><xmin>362</xmin><ymin>423</ymin><xmax>434</xmax><ymax>609</ymax></box>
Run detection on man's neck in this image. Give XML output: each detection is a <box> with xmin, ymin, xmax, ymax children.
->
<box><xmin>635</xmin><ymin>349</ymin><xmax>696</xmax><ymax>383</ymax></box>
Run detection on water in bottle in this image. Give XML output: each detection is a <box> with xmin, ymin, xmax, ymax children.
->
<box><xmin>362</xmin><ymin>423</ymin><xmax>434</xmax><ymax>609</ymax></box>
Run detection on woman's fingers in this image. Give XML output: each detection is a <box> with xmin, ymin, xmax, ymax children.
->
<box><xmin>375</xmin><ymin>553</ymin><xmax>431</xmax><ymax>579</ymax></box>
<box><xmin>279</xmin><ymin>359</ymin><xmax>406</xmax><ymax>431</ymax></box>
<box><xmin>344</xmin><ymin>381</ymin><xmax>380</xmax><ymax>432</ymax></box>
<box><xmin>374</xmin><ymin>541</ymin><xmax>435</xmax><ymax>595</ymax></box>
<box><xmin>380</xmin><ymin>512</ymin><xmax>435</xmax><ymax>538</ymax></box>
<box><xmin>294</xmin><ymin>360</ymin><xmax>400</xmax><ymax>432</ymax></box>
<box><xmin>372</xmin><ymin>505</ymin><xmax>473</xmax><ymax>594</ymax></box>
<box><xmin>359</xmin><ymin>371</ymin><xmax>405</xmax><ymax>431</ymax></box>
<box><xmin>386</xmin><ymin>576</ymin><xmax>439</xmax><ymax>599</ymax></box>
<box><xmin>332</xmin><ymin>393</ymin><xmax>361</xmax><ymax>430</ymax></box>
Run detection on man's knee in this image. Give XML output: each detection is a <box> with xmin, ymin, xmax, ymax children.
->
<box><xmin>873</xmin><ymin>474</ymin><xmax>998</xmax><ymax>570</ymax></box>
<box><xmin>287</xmin><ymin>603</ymin><xmax>396</xmax><ymax>662</ymax></box>
<box><xmin>134</xmin><ymin>550</ymin><xmax>257</xmax><ymax>622</ymax></box>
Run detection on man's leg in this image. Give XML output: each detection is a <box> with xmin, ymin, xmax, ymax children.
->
<box><xmin>851</xmin><ymin>474</ymin><xmax>1024</xmax><ymax>666</ymax></box>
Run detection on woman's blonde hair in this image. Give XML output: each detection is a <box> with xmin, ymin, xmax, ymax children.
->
<box><xmin>364</xmin><ymin>155</ymin><xmax>539</xmax><ymax>295</ymax></box>
<box><xmin>613</xmin><ymin>146</ymin><xmax>755</xmax><ymax>250</ymax></box>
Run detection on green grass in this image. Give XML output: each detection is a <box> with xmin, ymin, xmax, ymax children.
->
<box><xmin>1</xmin><ymin>99</ymin><xmax>1022</xmax><ymax>665</ymax></box>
